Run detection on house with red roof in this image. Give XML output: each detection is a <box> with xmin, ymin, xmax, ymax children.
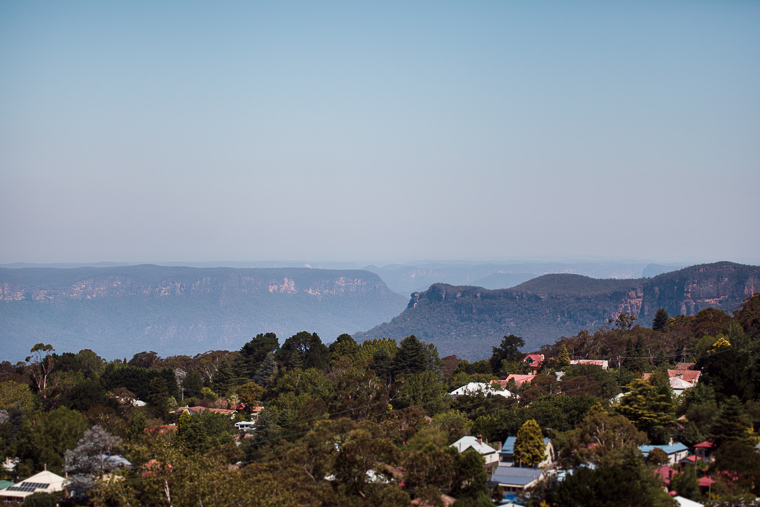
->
<box><xmin>490</xmin><ymin>374</ymin><xmax>536</xmax><ymax>389</ymax></box>
<box><xmin>523</xmin><ymin>354</ymin><xmax>544</xmax><ymax>373</ymax></box>
<box><xmin>178</xmin><ymin>406</ymin><xmax>237</xmax><ymax>418</ymax></box>
<box><xmin>668</xmin><ymin>369</ymin><xmax>701</xmax><ymax>384</ymax></box>
<box><xmin>570</xmin><ymin>359</ymin><xmax>609</xmax><ymax>370</ymax></box>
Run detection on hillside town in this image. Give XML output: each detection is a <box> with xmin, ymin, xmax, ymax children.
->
<box><xmin>1</xmin><ymin>294</ymin><xmax>759</xmax><ymax>506</ymax></box>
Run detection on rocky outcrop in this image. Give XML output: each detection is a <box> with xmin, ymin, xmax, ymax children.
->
<box><xmin>357</xmin><ymin>262</ymin><xmax>760</xmax><ymax>360</ymax></box>
<box><xmin>0</xmin><ymin>265</ymin><xmax>407</xmax><ymax>361</ymax></box>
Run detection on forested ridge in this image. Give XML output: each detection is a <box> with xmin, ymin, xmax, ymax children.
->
<box><xmin>2</xmin><ymin>292</ymin><xmax>760</xmax><ymax>506</ymax></box>
<box><xmin>357</xmin><ymin>261</ymin><xmax>760</xmax><ymax>359</ymax></box>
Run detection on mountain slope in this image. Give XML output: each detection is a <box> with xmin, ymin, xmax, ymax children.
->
<box><xmin>355</xmin><ymin>262</ymin><xmax>760</xmax><ymax>360</ymax></box>
<box><xmin>0</xmin><ymin>265</ymin><xmax>407</xmax><ymax>360</ymax></box>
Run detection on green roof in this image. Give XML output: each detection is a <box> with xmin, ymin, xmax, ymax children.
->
<box><xmin>0</xmin><ymin>480</ymin><xmax>15</xmax><ymax>490</ymax></box>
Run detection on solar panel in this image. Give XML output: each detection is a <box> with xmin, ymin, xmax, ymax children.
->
<box><xmin>6</xmin><ymin>482</ymin><xmax>49</xmax><ymax>492</ymax></box>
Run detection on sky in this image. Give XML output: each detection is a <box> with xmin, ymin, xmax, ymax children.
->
<box><xmin>1</xmin><ymin>1</ymin><xmax>759</xmax><ymax>266</ymax></box>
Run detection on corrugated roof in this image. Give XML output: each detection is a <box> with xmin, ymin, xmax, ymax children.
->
<box><xmin>489</xmin><ymin>466</ymin><xmax>543</xmax><ymax>486</ymax></box>
<box><xmin>451</xmin><ymin>436</ymin><xmax>497</xmax><ymax>455</ymax></box>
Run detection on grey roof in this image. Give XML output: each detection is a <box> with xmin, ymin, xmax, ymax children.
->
<box><xmin>489</xmin><ymin>466</ymin><xmax>544</xmax><ymax>487</ymax></box>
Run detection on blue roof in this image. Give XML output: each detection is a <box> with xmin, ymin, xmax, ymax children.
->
<box><xmin>489</xmin><ymin>466</ymin><xmax>543</xmax><ymax>486</ymax></box>
<box><xmin>639</xmin><ymin>443</ymin><xmax>688</xmax><ymax>456</ymax></box>
<box><xmin>501</xmin><ymin>436</ymin><xmax>551</xmax><ymax>455</ymax></box>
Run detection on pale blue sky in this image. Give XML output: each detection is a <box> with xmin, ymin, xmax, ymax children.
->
<box><xmin>1</xmin><ymin>1</ymin><xmax>758</xmax><ymax>265</ymax></box>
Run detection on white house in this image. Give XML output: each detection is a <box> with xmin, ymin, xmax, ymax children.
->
<box><xmin>639</xmin><ymin>443</ymin><xmax>689</xmax><ymax>466</ymax></box>
<box><xmin>0</xmin><ymin>470</ymin><xmax>68</xmax><ymax>501</ymax></box>
<box><xmin>449</xmin><ymin>382</ymin><xmax>512</xmax><ymax>398</ymax></box>
<box><xmin>451</xmin><ymin>435</ymin><xmax>500</xmax><ymax>465</ymax></box>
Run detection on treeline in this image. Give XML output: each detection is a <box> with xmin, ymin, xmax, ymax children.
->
<box><xmin>0</xmin><ymin>294</ymin><xmax>759</xmax><ymax>506</ymax></box>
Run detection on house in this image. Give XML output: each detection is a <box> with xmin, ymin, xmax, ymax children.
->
<box><xmin>569</xmin><ymin>359</ymin><xmax>609</xmax><ymax>370</ymax></box>
<box><xmin>674</xmin><ymin>496</ymin><xmax>704</xmax><ymax>507</ymax></box>
<box><xmin>668</xmin><ymin>369</ymin><xmax>701</xmax><ymax>384</ymax></box>
<box><xmin>178</xmin><ymin>406</ymin><xmax>237</xmax><ymax>418</ymax></box>
<box><xmin>450</xmin><ymin>382</ymin><xmax>513</xmax><ymax>398</ymax></box>
<box><xmin>693</xmin><ymin>440</ymin><xmax>715</xmax><ymax>462</ymax></box>
<box><xmin>674</xmin><ymin>362</ymin><xmax>697</xmax><ymax>371</ymax></box>
<box><xmin>638</xmin><ymin>442</ymin><xmax>689</xmax><ymax>466</ymax></box>
<box><xmin>488</xmin><ymin>466</ymin><xmax>546</xmax><ymax>497</ymax></box>
<box><xmin>0</xmin><ymin>470</ymin><xmax>68</xmax><ymax>501</ymax></box>
<box><xmin>523</xmin><ymin>354</ymin><xmax>544</xmax><ymax>373</ymax></box>
<box><xmin>670</xmin><ymin>377</ymin><xmax>695</xmax><ymax>396</ymax></box>
<box><xmin>451</xmin><ymin>435</ymin><xmax>500</xmax><ymax>465</ymax></box>
<box><xmin>499</xmin><ymin>437</ymin><xmax>554</xmax><ymax>468</ymax></box>
<box><xmin>491</xmin><ymin>374</ymin><xmax>536</xmax><ymax>389</ymax></box>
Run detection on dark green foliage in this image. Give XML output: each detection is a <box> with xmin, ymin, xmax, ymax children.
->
<box><xmin>60</xmin><ymin>378</ymin><xmax>113</xmax><ymax>412</ymax></box>
<box><xmin>711</xmin><ymin>395</ymin><xmax>752</xmax><ymax>447</ymax></box>
<box><xmin>371</xmin><ymin>348</ymin><xmax>394</xmax><ymax>383</ymax></box>
<box><xmin>127</xmin><ymin>411</ymin><xmax>146</xmax><ymax>442</ymax></box>
<box><xmin>489</xmin><ymin>335</ymin><xmax>525</xmax><ymax>373</ymax></box>
<box><xmin>234</xmin><ymin>332</ymin><xmax>279</xmax><ymax>381</ymax></box>
<box><xmin>101</xmin><ymin>364</ymin><xmax>178</xmax><ymax>400</ymax></box>
<box><xmin>671</xmin><ymin>464</ymin><xmax>700</xmax><ymax>501</ymax></box>
<box><xmin>393</xmin><ymin>335</ymin><xmax>428</xmax><ymax>377</ymax></box>
<box><xmin>146</xmin><ymin>377</ymin><xmax>169</xmax><ymax>420</ymax></box>
<box><xmin>616</xmin><ymin>379</ymin><xmax>677</xmax><ymax>444</ymax></box>
<box><xmin>713</xmin><ymin>440</ymin><xmax>760</xmax><ymax>496</ymax></box>
<box><xmin>182</xmin><ymin>369</ymin><xmax>203</xmax><ymax>398</ymax></box>
<box><xmin>253</xmin><ymin>351</ymin><xmax>277</xmax><ymax>387</ymax></box>
<box><xmin>548</xmin><ymin>452</ymin><xmax>676</xmax><ymax>507</ymax></box>
<box><xmin>329</xmin><ymin>333</ymin><xmax>359</xmax><ymax>359</ymax></box>
<box><xmin>182</xmin><ymin>410</ymin><xmax>236</xmax><ymax>454</ymax></box>
<box><xmin>276</xmin><ymin>331</ymin><xmax>331</xmax><ymax>371</ymax></box>
<box><xmin>21</xmin><ymin>492</ymin><xmax>57</xmax><ymax>507</ymax></box>
<box><xmin>211</xmin><ymin>359</ymin><xmax>237</xmax><ymax>396</ymax></box>
<box><xmin>450</xmin><ymin>449</ymin><xmax>490</xmax><ymax>502</ymax></box>
<box><xmin>652</xmin><ymin>308</ymin><xmax>669</xmax><ymax>331</ymax></box>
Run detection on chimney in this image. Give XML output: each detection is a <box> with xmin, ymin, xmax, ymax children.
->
<box><xmin>477</xmin><ymin>434</ymin><xmax>483</xmax><ymax>446</ymax></box>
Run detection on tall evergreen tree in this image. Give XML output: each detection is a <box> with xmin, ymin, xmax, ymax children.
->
<box><xmin>712</xmin><ymin>395</ymin><xmax>752</xmax><ymax>447</ymax></box>
<box><xmin>253</xmin><ymin>351</ymin><xmax>277</xmax><ymax>388</ymax></box>
<box><xmin>514</xmin><ymin>419</ymin><xmax>545</xmax><ymax>467</ymax></box>
<box><xmin>489</xmin><ymin>335</ymin><xmax>525</xmax><ymax>374</ymax></box>
<box><xmin>652</xmin><ymin>308</ymin><xmax>669</xmax><ymax>331</ymax></box>
<box><xmin>392</xmin><ymin>335</ymin><xmax>428</xmax><ymax>378</ymax></box>
<box><xmin>617</xmin><ymin>379</ymin><xmax>677</xmax><ymax>443</ymax></box>
<box><xmin>212</xmin><ymin>359</ymin><xmax>237</xmax><ymax>397</ymax></box>
<box><xmin>234</xmin><ymin>333</ymin><xmax>279</xmax><ymax>381</ymax></box>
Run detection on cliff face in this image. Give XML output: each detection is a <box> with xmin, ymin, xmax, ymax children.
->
<box><xmin>0</xmin><ymin>266</ymin><xmax>390</xmax><ymax>302</ymax></box>
<box><xmin>357</xmin><ymin>262</ymin><xmax>760</xmax><ymax>360</ymax></box>
<box><xmin>0</xmin><ymin>266</ymin><xmax>407</xmax><ymax>361</ymax></box>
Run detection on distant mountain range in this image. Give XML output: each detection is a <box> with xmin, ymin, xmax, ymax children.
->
<box><xmin>355</xmin><ymin>262</ymin><xmax>760</xmax><ymax>360</ymax></box>
<box><xmin>363</xmin><ymin>261</ymin><xmax>686</xmax><ymax>294</ymax></box>
<box><xmin>0</xmin><ymin>265</ymin><xmax>407</xmax><ymax>361</ymax></box>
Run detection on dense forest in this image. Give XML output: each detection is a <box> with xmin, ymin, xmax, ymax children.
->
<box><xmin>1</xmin><ymin>293</ymin><xmax>760</xmax><ymax>506</ymax></box>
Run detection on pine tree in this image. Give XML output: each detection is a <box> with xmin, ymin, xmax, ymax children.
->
<box><xmin>392</xmin><ymin>335</ymin><xmax>427</xmax><ymax>378</ymax></box>
<box><xmin>514</xmin><ymin>419</ymin><xmax>546</xmax><ymax>467</ymax></box>
<box><xmin>617</xmin><ymin>379</ymin><xmax>677</xmax><ymax>443</ymax></box>
<box><xmin>652</xmin><ymin>308</ymin><xmax>669</xmax><ymax>332</ymax></box>
<box><xmin>253</xmin><ymin>351</ymin><xmax>276</xmax><ymax>388</ymax></box>
<box><xmin>712</xmin><ymin>395</ymin><xmax>752</xmax><ymax>447</ymax></box>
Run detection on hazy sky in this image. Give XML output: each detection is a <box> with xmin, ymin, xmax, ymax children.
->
<box><xmin>1</xmin><ymin>1</ymin><xmax>758</xmax><ymax>265</ymax></box>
